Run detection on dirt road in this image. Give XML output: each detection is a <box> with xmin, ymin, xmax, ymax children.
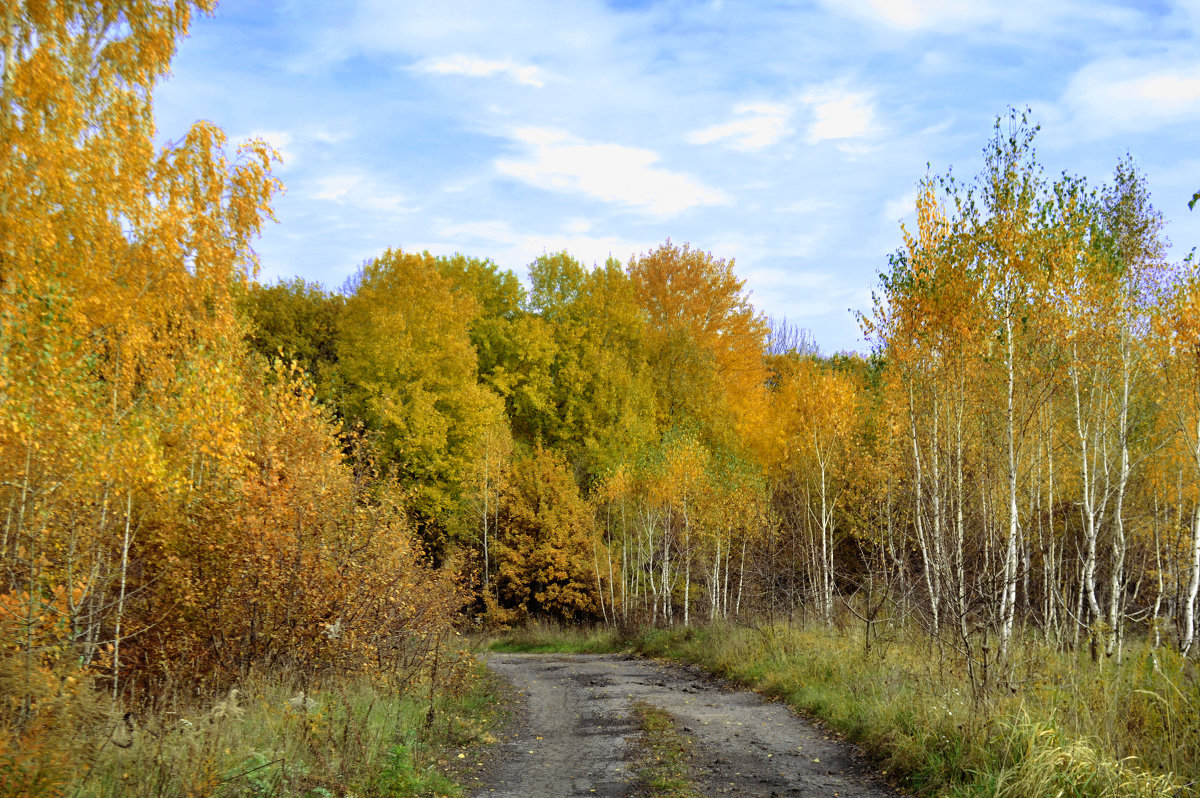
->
<box><xmin>471</xmin><ymin>653</ymin><xmax>898</xmax><ymax>797</ymax></box>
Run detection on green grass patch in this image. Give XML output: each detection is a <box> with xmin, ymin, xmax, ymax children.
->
<box><xmin>631</xmin><ymin>702</ymin><xmax>699</xmax><ymax>798</ymax></box>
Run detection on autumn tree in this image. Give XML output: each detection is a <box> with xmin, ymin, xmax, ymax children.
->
<box><xmin>857</xmin><ymin>112</ymin><xmax>1200</xmax><ymax>668</ymax></box>
<box><xmin>524</xmin><ymin>253</ymin><xmax>656</xmax><ymax>477</ymax></box>
<box><xmin>0</xmin><ymin>0</ymin><xmax>280</xmax><ymax>704</ymax></box>
<box><xmin>866</xmin><ymin>176</ymin><xmax>985</xmax><ymax>640</ymax></box>
<box><xmin>770</xmin><ymin>356</ymin><xmax>863</xmax><ymax>625</ymax></box>
<box><xmin>465</xmin><ymin>409</ymin><xmax>514</xmax><ymax>596</ymax></box>
<box><xmin>492</xmin><ymin>446</ymin><xmax>598</xmax><ymax>622</ymax></box>
<box><xmin>1159</xmin><ymin>258</ymin><xmax>1200</xmax><ymax>654</ymax></box>
<box><xmin>337</xmin><ymin>249</ymin><xmax>505</xmax><ymax>548</ymax></box>
<box><xmin>241</xmin><ymin>278</ymin><xmax>344</xmax><ymax>404</ymax></box>
<box><xmin>629</xmin><ymin>241</ymin><xmax>769</xmax><ymax>448</ymax></box>
<box><xmin>436</xmin><ymin>252</ymin><xmax>525</xmax><ymax>399</ymax></box>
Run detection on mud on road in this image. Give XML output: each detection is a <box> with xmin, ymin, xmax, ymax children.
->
<box><xmin>470</xmin><ymin>653</ymin><xmax>898</xmax><ymax>797</ymax></box>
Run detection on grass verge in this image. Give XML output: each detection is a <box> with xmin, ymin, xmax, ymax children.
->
<box><xmin>633</xmin><ymin>623</ymin><xmax>1193</xmax><ymax>798</ymax></box>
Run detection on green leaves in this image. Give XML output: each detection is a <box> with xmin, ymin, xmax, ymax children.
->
<box><xmin>336</xmin><ymin>250</ymin><xmax>505</xmax><ymax>543</ymax></box>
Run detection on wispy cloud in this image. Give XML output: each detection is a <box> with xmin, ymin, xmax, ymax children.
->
<box><xmin>686</xmin><ymin>102</ymin><xmax>793</xmax><ymax>152</ymax></box>
<box><xmin>816</xmin><ymin>0</ymin><xmax>1134</xmax><ymax>35</ymax></box>
<box><xmin>155</xmin><ymin>0</ymin><xmax>1200</xmax><ymax>353</ymax></box>
<box><xmin>236</xmin><ymin>130</ymin><xmax>295</xmax><ymax>168</ymax></box>
<box><xmin>742</xmin><ymin>265</ymin><xmax>863</xmax><ymax>321</ymax></box>
<box><xmin>801</xmin><ymin>85</ymin><xmax>878</xmax><ymax>144</ymax></box>
<box><xmin>422</xmin><ymin>218</ymin><xmax>653</xmax><ymax>271</ymax></box>
<box><xmin>412</xmin><ymin>53</ymin><xmax>549</xmax><ymax>88</ymax></box>
<box><xmin>1057</xmin><ymin>55</ymin><xmax>1200</xmax><ymax>137</ymax></box>
<box><xmin>495</xmin><ymin>127</ymin><xmax>730</xmax><ymax>217</ymax></box>
<box><xmin>775</xmin><ymin>199</ymin><xmax>836</xmax><ymax>215</ymax></box>
<box><xmin>882</xmin><ymin>188</ymin><xmax>917</xmax><ymax>224</ymax></box>
<box><xmin>309</xmin><ymin>173</ymin><xmax>411</xmax><ymax>215</ymax></box>
<box><xmin>819</xmin><ymin>0</ymin><xmax>1002</xmax><ymax>32</ymax></box>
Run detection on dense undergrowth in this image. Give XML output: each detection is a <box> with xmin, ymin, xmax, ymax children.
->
<box><xmin>487</xmin><ymin>620</ymin><xmax>1200</xmax><ymax>797</ymax></box>
<box><xmin>7</xmin><ymin>656</ymin><xmax>504</xmax><ymax>798</ymax></box>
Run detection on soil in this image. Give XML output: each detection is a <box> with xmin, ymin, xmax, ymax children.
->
<box><xmin>468</xmin><ymin>652</ymin><xmax>899</xmax><ymax>797</ymax></box>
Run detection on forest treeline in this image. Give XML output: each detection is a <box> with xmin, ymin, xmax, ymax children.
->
<box><xmin>245</xmin><ymin>111</ymin><xmax>1200</xmax><ymax>669</ymax></box>
<box><xmin>3</xmin><ymin>0</ymin><xmax>1200</xmax><ymax>784</ymax></box>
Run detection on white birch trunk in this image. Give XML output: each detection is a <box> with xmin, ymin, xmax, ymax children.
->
<box><xmin>1181</xmin><ymin>505</ymin><xmax>1200</xmax><ymax>656</ymax></box>
<box><xmin>1000</xmin><ymin>313</ymin><xmax>1020</xmax><ymax>654</ymax></box>
<box><xmin>1107</xmin><ymin>332</ymin><xmax>1133</xmax><ymax>657</ymax></box>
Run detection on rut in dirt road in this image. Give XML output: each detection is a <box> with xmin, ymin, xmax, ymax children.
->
<box><xmin>472</xmin><ymin>652</ymin><xmax>899</xmax><ymax>797</ymax></box>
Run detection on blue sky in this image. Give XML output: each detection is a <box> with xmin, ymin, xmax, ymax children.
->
<box><xmin>154</xmin><ymin>0</ymin><xmax>1200</xmax><ymax>353</ymax></box>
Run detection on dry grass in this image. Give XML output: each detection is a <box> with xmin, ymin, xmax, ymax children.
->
<box><xmin>481</xmin><ymin>619</ymin><xmax>623</xmax><ymax>654</ymax></box>
<box><xmin>985</xmin><ymin>716</ymin><xmax>1180</xmax><ymax>798</ymax></box>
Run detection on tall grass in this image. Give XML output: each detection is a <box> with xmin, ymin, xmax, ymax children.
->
<box><xmin>482</xmin><ymin>620</ymin><xmax>623</xmax><ymax>654</ymax></box>
<box><xmin>3</xmin><ymin>654</ymin><xmax>504</xmax><ymax>798</ymax></box>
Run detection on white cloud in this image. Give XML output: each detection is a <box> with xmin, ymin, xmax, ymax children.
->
<box><xmin>883</xmin><ymin>188</ymin><xmax>917</xmax><ymax>223</ymax></box>
<box><xmin>313</xmin><ymin>128</ymin><xmax>351</xmax><ymax>145</ymax></box>
<box><xmin>775</xmin><ymin>198</ymin><xmax>835</xmax><ymax>215</ymax></box>
<box><xmin>495</xmin><ymin>127</ymin><xmax>730</xmax><ymax>217</ymax></box>
<box><xmin>311</xmin><ymin>175</ymin><xmax>357</xmax><ymax>203</ymax></box>
<box><xmin>1058</xmin><ymin>56</ymin><xmax>1200</xmax><ymax>137</ymax></box>
<box><xmin>686</xmin><ymin>102</ymin><xmax>793</xmax><ymax>152</ymax></box>
<box><xmin>309</xmin><ymin>173</ymin><xmax>411</xmax><ymax>215</ymax></box>
<box><xmin>238</xmin><ymin>130</ymin><xmax>295</xmax><ymax>167</ymax></box>
<box><xmin>341</xmin><ymin>0</ymin><xmax>626</xmax><ymax>62</ymax></box>
<box><xmin>413</xmin><ymin>53</ymin><xmax>549</xmax><ymax>88</ymax></box>
<box><xmin>820</xmin><ymin>0</ymin><xmax>1001</xmax><ymax>32</ymax></box>
<box><xmin>801</xmin><ymin>86</ymin><xmax>878</xmax><ymax>144</ymax></box>
<box><xmin>816</xmin><ymin>0</ymin><xmax>1137</xmax><ymax>35</ymax></box>
<box><xmin>420</xmin><ymin>218</ymin><xmax>653</xmax><ymax>271</ymax></box>
<box><xmin>564</xmin><ymin>218</ymin><xmax>593</xmax><ymax>235</ymax></box>
<box><xmin>744</xmin><ymin>267</ymin><xmax>835</xmax><ymax>292</ymax></box>
<box><xmin>229</xmin><ymin>128</ymin><xmax>356</xmax><ymax>171</ymax></box>
<box><xmin>741</xmin><ymin>266</ymin><xmax>860</xmax><ymax>319</ymax></box>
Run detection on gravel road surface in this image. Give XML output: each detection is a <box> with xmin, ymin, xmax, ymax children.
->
<box><xmin>471</xmin><ymin>652</ymin><xmax>898</xmax><ymax>797</ymax></box>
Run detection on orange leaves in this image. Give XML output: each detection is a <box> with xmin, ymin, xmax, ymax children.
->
<box><xmin>901</xmin><ymin>179</ymin><xmax>951</xmax><ymax>275</ymax></box>
<box><xmin>130</xmin><ymin>364</ymin><xmax>462</xmax><ymax>685</ymax></box>
<box><xmin>0</xmin><ymin>584</ymin><xmax>75</xmax><ymax>657</ymax></box>
<box><xmin>492</xmin><ymin>447</ymin><xmax>598</xmax><ymax>622</ymax></box>
<box><xmin>0</xmin><ymin>11</ymin><xmax>475</xmax><ymax>794</ymax></box>
<box><xmin>630</xmin><ymin>241</ymin><xmax>768</xmax><ymax>444</ymax></box>
<box><xmin>764</xmin><ymin>356</ymin><xmax>862</xmax><ymax>477</ymax></box>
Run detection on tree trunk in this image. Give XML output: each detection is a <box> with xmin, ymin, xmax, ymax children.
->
<box><xmin>1000</xmin><ymin>314</ymin><xmax>1020</xmax><ymax>655</ymax></box>
<box><xmin>1182</xmin><ymin>505</ymin><xmax>1200</xmax><ymax>656</ymax></box>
